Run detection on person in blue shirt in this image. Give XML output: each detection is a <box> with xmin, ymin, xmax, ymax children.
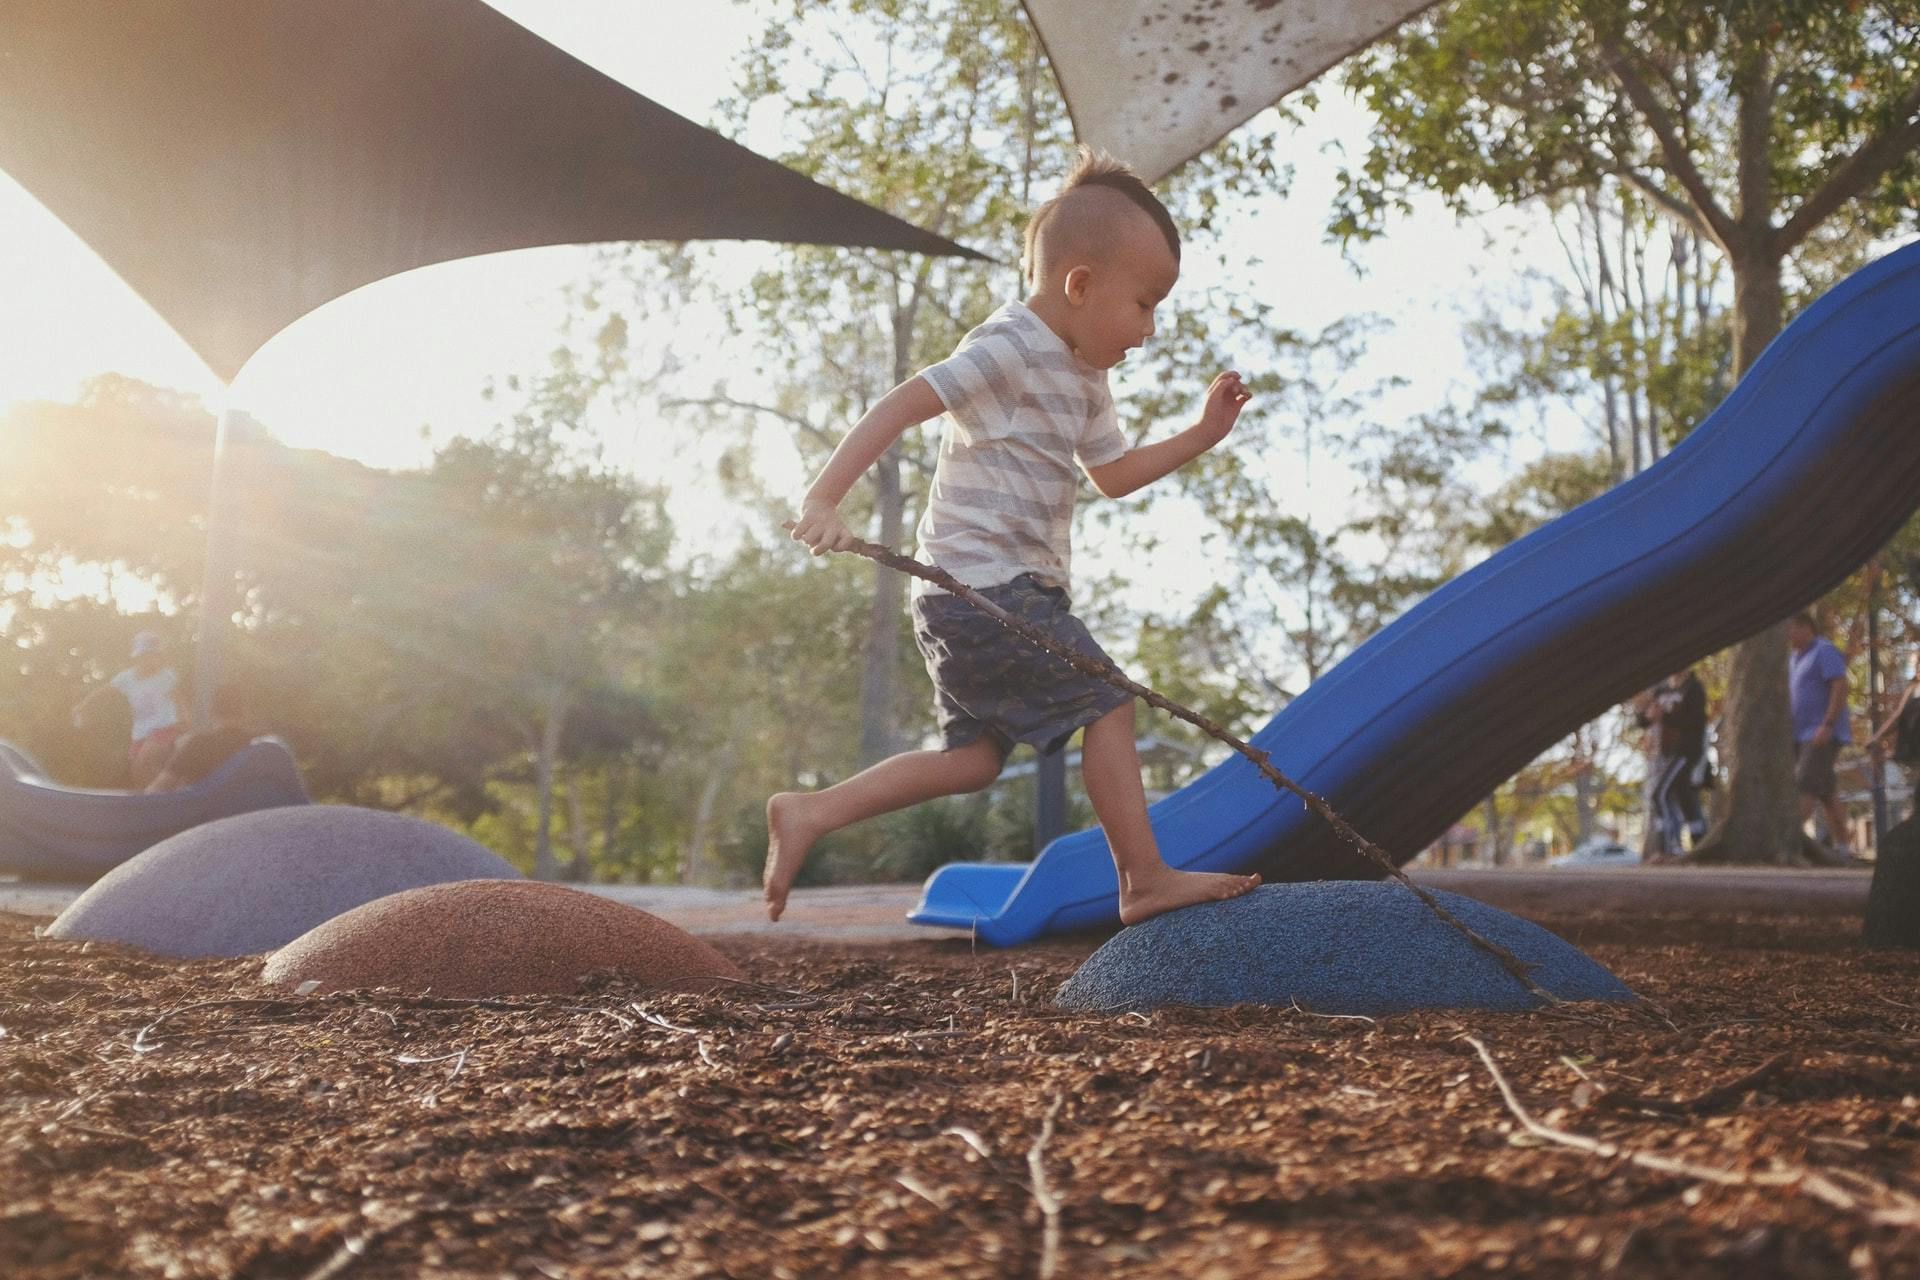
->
<box><xmin>1787</xmin><ymin>610</ymin><xmax>1854</xmax><ymax>855</ymax></box>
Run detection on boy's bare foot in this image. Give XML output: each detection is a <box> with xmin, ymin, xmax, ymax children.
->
<box><xmin>1118</xmin><ymin>867</ymin><xmax>1262</xmax><ymax>925</ymax></box>
<box><xmin>763</xmin><ymin>792</ymin><xmax>820</xmax><ymax>922</ymax></box>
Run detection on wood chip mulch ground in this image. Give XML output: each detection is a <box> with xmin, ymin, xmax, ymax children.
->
<box><xmin>4</xmin><ymin>907</ymin><xmax>1920</xmax><ymax>1279</ymax></box>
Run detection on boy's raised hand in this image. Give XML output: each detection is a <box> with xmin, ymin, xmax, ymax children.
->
<box><xmin>1198</xmin><ymin>371</ymin><xmax>1252</xmax><ymax>443</ymax></box>
<box><xmin>788</xmin><ymin>500</ymin><xmax>857</xmax><ymax>556</ymax></box>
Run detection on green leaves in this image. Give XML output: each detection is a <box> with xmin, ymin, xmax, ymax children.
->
<box><xmin>1336</xmin><ymin>0</ymin><xmax>1919</xmax><ymax>261</ymax></box>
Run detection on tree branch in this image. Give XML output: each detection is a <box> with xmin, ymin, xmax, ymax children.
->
<box><xmin>661</xmin><ymin>395</ymin><xmax>834</xmax><ymax>448</ymax></box>
<box><xmin>1778</xmin><ymin>78</ymin><xmax>1920</xmax><ymax>250</ymax></box>
<box><xmin>1609</xmin><ymin>167</ymin><xmax>1713</xmax><ymax>238</ymax></box>
<box><xmin>1597</xmin><ymin>38</ymin><xmax>1740</xmax><ymax>254</ymax></box>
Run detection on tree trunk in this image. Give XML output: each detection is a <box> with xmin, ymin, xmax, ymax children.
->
<box><xmin>684</xmin><ymin>730</ymin><xmax>741</xmax><ymax>885</ymax></box>
<box><xmin>601</xmin><ymin>758</ymin><xmax>624</xmax><ymax>880</ymax></box>
<box><xmin>1572</xmin><ymin>726</ymin><xmax>1598</xmax><ymax>845</ymax></box>
<box><xmin>532</xmin><ymin>682</ymin><xmax>569</xmax><ymax>880</ymax></box>
<box><xmin>564</xmin><ymin>767</ymin><xmax>592</xmax><ymax>882</ymax></box>
<box><xmin>857</xmin><ymin>444</ymin><xmax>906</xmax><ymax>766</ymax></box>
<box><xmin>1691</xmin><ymin>621</ymin><xmax>1805</xmax><ymax>864</ymax></box>
<box><xmin>1638</xmin><ymin>734</ymin><xmax>1663</xmax><ymax>859</ymax></box>
<box><xmin>1482</xmin><ymin>793</ymin><xmax>1506</xmax><ymax>866</ymax></box>
<box><xmin>1690</xmin><ymin>244</ymin><xmax>1806</xmax><ymax>864</ymax></box>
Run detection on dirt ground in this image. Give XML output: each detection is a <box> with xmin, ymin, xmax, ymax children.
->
<box><xmin>4</xmin><ymin>905</ymin><xmax>1920</xmax><ymax>1279</ymax></box>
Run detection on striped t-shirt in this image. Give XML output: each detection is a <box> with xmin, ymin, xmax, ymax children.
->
<box><xmin>914</xmin><ymin>302</ymin><xmax>1128</xmax><ymax>594</ymax></box>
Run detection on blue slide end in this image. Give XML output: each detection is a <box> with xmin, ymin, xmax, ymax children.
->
<box><xmin>0</xmin><ymin>737</ymin><xmax>311</xmax><ymax>880</ymax></box>
<box><xmin>910</xmin><ymin>239</ymin><xmax>1920</xmax><ymax>945</ymax></box>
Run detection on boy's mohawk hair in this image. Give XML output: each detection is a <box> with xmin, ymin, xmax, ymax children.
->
<box><xmin>1023</xmin><ymin>147</ymin><xmax>1180</xmax><ymax>283</ymax></box>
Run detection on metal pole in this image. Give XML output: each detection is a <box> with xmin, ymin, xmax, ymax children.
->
<box><xmin>1870</xmin><ymin>573</ymin><xmax>1888</xmax><ymax>847</ymax></box>
<box><xmin>191</xmin><ymin>393</ymin><xmax>240</xmax><ymax>728</ymax></box>
<box><xmin>1033</xmin><ymin>747</ymin><xmax>1067</xmax><ymax>851</ymax></box>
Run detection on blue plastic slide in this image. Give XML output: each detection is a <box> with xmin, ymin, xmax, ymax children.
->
<box><xmin>911</xmin><ymin>239</ymin><xmax>1920</xmax><ymax>945</ymax></box>
<box><xmin>0</xmin><ymin>737</ymin><xmax>310</xmax><ymax>880</ymax></box>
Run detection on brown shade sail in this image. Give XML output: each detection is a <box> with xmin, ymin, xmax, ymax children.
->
<box><xmin>0</xmin><ymin>0</ymin><xmax>982</xmax><ymax>383</ymax></box>
<box><xmin>1023</xmin><ymin>0</ymin><xmax>1440</xmax><ymax>183</ymax></box>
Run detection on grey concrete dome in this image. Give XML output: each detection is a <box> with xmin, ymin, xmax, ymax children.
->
<box><xmin>46</xmin><ymin>805</ymin><xmax>519</xmax><ymax>958</ymax></box>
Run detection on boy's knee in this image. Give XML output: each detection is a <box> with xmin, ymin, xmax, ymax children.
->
<box><xmin>948</xmin><ymin>740</ymin><xmax>1005</xmax><ymax>792</ymax></box>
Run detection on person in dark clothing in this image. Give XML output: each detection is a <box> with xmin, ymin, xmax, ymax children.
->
<box><xmin>144</xmin><ymin>684</ymin><xmax>261</xmax><ymax>792</ymax></box>
<box><xmin>1638</xmin><ymin>667</ymin><xmax>1710</xmax><ymax>858</ymax></box>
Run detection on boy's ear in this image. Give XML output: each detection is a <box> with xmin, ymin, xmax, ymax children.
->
<box><xmin>1063</xmin><ymin>264</ymin><xmax>1093</xmax><ymax>306</ymax></box>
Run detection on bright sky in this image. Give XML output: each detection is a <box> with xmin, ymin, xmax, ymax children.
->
<box><xmin>0</xmin><ymin>2</ymin><xmax>1576</xmax><ymax>613</ymax></box>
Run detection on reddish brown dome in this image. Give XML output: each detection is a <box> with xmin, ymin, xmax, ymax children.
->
<box><xmin>262</xmin><ymin>879</ymin><xmax>743</xmax><ymax>997</ymax></box>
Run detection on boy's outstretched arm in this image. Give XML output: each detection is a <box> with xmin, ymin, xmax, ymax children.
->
<box><xmin>788</xmin><ymin>375</ymin><xmax>946</xmax><ymax>553</ymax></box>
<box><xmin>1084</xmin><ymin>371</ymin><xmax>1251</xmax><ymax>500</ymax></box>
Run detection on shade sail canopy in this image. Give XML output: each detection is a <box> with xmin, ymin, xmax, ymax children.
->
<box><xmin>0</xmin><ymin>0</ymin><xmax>981</xmax><ymax>382</ymax></box>
<box><xmin>1023</xmin><ymin>0</ymin><xmax>1439</xmax><ymax>183</ymax></box>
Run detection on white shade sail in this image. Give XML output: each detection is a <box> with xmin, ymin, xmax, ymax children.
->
<box><xmin>1023</xmin><ymin>0</ymin><xmax>1440</xmax><ymax>182</ymax></box>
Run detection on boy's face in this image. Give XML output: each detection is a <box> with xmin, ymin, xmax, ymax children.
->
<box><xmin>1064</xmin><ymin>215</ymin><xmax>1179</xmax><ymax>369</ymax></box>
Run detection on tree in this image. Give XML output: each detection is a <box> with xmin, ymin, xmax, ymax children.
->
<box><xmin>1474</xmin><ymin>184</ymin><xmax>1732</xmax><ymax>483</ymax></box>
<box><xmin>1337</xmin><ymin>0</ymin><xmax>1920</xmax><ymax>861</ymax></box>
<box><xmin>0</xmin><ymin>378</ymin><xmax>225</xmax><ymax>783</ymax></box>
<box><xmin>1126</xmin><ymin>314</ymin><xmax>1512</xmax><ymax>749</ymax></box>
<box><xmin>416</xmin><ymin>359</ymin><xmax>671</xmax><ymax>877</ymax></box>
<box><xmin>643</xmin><ymin>541</ymin><xmax>884</xmax><ymax>883</ymax></box>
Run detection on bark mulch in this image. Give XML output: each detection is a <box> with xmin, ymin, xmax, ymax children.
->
<box><xmin>4</xmin><ymin>907</ymin><xmax>1919</xmax><ymax>1279</ymax></box>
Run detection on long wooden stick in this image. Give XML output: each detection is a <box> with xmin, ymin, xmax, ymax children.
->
<box><xmin>798</xmin><ymin>530</ymin><xmax>1559</xmax><ymax>1004</ymax></box>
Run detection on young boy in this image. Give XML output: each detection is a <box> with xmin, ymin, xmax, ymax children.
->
<box><xmin>768</xmin><ymin>150</ymin><xmax>1261</xmax><ymax>924</ymax></box>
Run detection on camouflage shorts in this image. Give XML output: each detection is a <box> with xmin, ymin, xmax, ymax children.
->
<box><xmin>910</xmin><ymin>573</ymin><xmax>1132</xmax><ymax>757</ymax></box>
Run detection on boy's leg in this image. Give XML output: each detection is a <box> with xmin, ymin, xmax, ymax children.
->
<box><xmin>1652</xmin><ymin>757</ymin><xmax>1685</xmax><ymax>854</ymax></box>
<box><xmin>764</xmin><ymin>735</ymin><xmax>1005</xmax><ymax>920</ymax></box>
<box><xmin>1675</xmin><ymin>770</ymin><xmax>1708</xmax><ymax>847</ymax></box>
<box><xmin>1080</xmin><ymin>701</ymin><xmax>1260</xmax><ymax>925</ymax></box>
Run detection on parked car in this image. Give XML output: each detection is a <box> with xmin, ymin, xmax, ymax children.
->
<box><xmin>1546</xmin><ymin>839</ymin><xmax>1641</xmax><ymax>868</ymax></box>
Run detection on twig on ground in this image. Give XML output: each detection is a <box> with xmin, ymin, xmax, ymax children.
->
<box><xmin>1286</xmin><ymin>998</ymin><xmax>1377</xmax><ymax>1026</ymax></box>
<box><xmin>395</xmin><ymin>1048</ymin><xmax>469</xmax><ymax>1084</ymax></box>
<box><xmin>1027</xmin><ymin>1093</ymin><xmax>1066</xmax><ymax>1280</ymax></box>
<box><xmin>798</xmin><ymin>530</ymin><xmax>1560</xmax><ymax>1005</ymax></box>
<box><xmin>626</xmin><ymin>1003</ymin><xmax>728</xmax><ymax>1067</ymax></box>
<box><xmin>1592</xmin><ymin>1053</ymin><xmax>1791</xmax><ymax>1117</ymax></box>
<box><xmin>1559</xmin><ymin>1055</ymin><xmax>1602</xmax><ymax>1087</ymax></box>
<box><xmin>698</xmin><ymin>974</ymin><xmax>813</xmax><ymax>999</ymax></box>
<box><xmin>1464</xmin><ymin>1036</ymin><xmax>1920</xmax><ymax>1228</ymax></box>
<box><xmin>944</xmin><ymin>1125</ymin><xmax>995</xmax><ymax>1159</ymax></box>
<box><xmin>132</xmin><ymin>997</ymin><xmax>308</xmax><ymax>1053</ymax></box>
<box><xmin>896</xmin><ymin>1169</ymin><xmax>951</xmax><ymax>1209</ymax></box>
<box><xmin>368</xmin><ymin>994</ymin><xmax>553</xmax><ymax>1014</ymax></box>
<box><xmin>629</xmin><ymin>1004</ymin><xmax>701</xmax><ymax>1036</ymax></box>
